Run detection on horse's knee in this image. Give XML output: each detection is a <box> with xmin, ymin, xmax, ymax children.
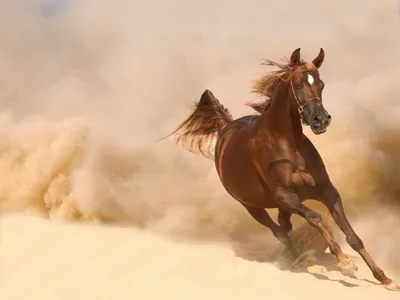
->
<box><xmin>346</xmin><ymin>233</ymin><xmax>364</xmax><ymax>251</ymax></box>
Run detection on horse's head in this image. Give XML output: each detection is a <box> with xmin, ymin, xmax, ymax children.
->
<box><xmin>289</xmin><ymin>48</ymin><xmax>331</xmax><ymax>135</ymax></box>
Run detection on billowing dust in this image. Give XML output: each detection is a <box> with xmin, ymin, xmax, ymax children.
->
<box><xmin>0</xmin><ymin>0</ymin><xmax>399</xmax><ymax>269</ymax></box>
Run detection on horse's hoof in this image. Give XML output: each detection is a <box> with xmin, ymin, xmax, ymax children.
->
<box><xmin>290</xmin><ymin>249</ymin><xmax>317</xmax><ymax>270</ymax></box>
<box><xmin>339</xmin><ymin>259</ymin><xmax>358</xmax><ymax>276</ymax></box>
<box><xmin>384</xmin><ymin>280</ymin><xmax>400</xmax><ymax>291</ymax></box>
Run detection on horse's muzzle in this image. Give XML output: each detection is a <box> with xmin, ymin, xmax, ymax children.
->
<box><xmin>310</xmin><ymin>113</ymin><xmax>331</xmax><ymax>134</ymax></box>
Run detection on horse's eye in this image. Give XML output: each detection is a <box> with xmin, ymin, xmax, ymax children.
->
<box><xmin>295</xmin><ymin>84</ymin><xmax>301</xmax><ymax>89</ymax></box>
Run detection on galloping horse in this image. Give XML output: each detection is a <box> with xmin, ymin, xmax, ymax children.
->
<box><xmin>169</xmin><ymin>48</ymin><xmax>398</xmax><ymax>291</ymax></box>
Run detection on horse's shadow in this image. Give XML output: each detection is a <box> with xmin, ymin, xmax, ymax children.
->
<box><xmin>283</xmin><ymin>253</ymin><xmax>380</xmax><ymax>288</ymax></box>
<box><xmin>230</xmin><ymin>240</ymin><xmax>379</xmax><ymax>289</ymax></box>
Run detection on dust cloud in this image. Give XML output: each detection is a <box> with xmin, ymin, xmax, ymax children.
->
<box><xmin>0</xmin><ymin>0</ymin><xmax>399</xmax><ymax>264</ymax></box>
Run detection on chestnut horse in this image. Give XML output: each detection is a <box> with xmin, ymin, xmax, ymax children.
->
<box><xmin>169</xmin><ymin>48</ymin><xmax>398</xmax><ymax>291</ymax></box>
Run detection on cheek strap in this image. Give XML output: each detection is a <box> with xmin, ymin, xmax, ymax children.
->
<box><xmin>290</xmin><ymin>80</ymin><xmax>321</xmax><ymax>125</ymax></box>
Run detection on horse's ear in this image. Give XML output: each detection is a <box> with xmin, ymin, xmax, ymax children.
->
<box><xmin>312</xmin><ymin>48</ymin><xmax>325</xmax><ymax>69</ymax></box>
<box><xmin>290</xmin><ymin>48</ymin><xmax>301</xmax><ymax>68</ymax></box>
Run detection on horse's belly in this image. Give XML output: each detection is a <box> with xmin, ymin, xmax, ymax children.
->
<box><xmin>220</xmin><ymin>165</ymin><xmax>275</xmax><ymax>208</ymax></box>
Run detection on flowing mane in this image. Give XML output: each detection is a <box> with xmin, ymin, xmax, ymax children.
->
<box><xmin>247</xmin><ymin>58</ymin><xmax>316</xmax><ymax>114</ymax></box>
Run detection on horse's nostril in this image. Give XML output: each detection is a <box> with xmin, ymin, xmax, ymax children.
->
<box><xmin>313</xmin><ymin>115</ymin><xmax>321</xmax><ymax>126</ymax></box>
<box><xmin>326</xmin><ymin>115</ymin><xmax>332</xmax><ymax>125</ymax></box>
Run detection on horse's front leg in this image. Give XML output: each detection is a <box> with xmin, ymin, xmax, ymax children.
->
<box><xmin>273</xmin><ymin>186</ymin><xmax>350</xmax><ymax>270</ymax></box>
<box><xmin>318</xmin><ymin>182</ymin><xmax>399</xmax><ymax>291</ymax></box>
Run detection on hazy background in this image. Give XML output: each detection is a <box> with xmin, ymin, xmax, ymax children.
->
<box><xmin>0</xmin><ymin>0</ymin><xmax>400</xmax><ymax>273</ymax></box>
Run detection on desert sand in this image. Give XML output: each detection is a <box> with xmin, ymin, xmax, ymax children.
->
<box><xmin>1</xmin><ymin>0</ymin><xmax>400</xmax><ymax>299</ymax></box>
<box><xmin>1</xmin><ymin>212</ymin><xmax>400</xmax><ymax>300</ymax></box>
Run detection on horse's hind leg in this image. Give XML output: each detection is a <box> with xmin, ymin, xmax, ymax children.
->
<box><xmin>278</xmin><ymin>208</ymin><xmax>293</xmax><ymax>233</ymax></box>
<box><xmin>319</xmin><ymin>183</ymin><xmax>399</xmax><ymax>291</ymax></box>
<box><xmin>274</xmin><ymin>187</ymin><xmax>351</xmax><ymax>270</ymax></box>
<box><xmin>241</xmin><ymin>203</ymin><xmax>299</xmax><ymax>259</ymax></box>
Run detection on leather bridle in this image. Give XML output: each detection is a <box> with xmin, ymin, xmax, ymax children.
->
<box><xmin>290</xmin><ymin>79</ymin><xmax>321</xmax><ymax>125</ymax></box>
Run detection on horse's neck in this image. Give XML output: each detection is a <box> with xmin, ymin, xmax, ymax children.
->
<box><xmin>257</xmin><ymin>80</ymin><xmax>303</xmax><ymax>143</ymax></box>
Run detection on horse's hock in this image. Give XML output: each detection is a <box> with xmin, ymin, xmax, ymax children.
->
<box><xmin>279</xmin><ymin>211</ymin><xmax>334</xmax><ymax>261</ymax></box>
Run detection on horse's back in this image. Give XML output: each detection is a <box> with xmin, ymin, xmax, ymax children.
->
<box><xmin>215</xmin><ymin>115</ymin><xmax>275</xmax><ymax>208</ymax></box>
<box><xmin>215</xmin><ymin>115</ymin><xmax>258</xmax><ymax>162</ymax></box>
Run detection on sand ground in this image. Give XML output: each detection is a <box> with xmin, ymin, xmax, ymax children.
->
<box><xmin>1</xmin><ymin>213</ymin><xmax>400</xmax><ymax>300</ymax></box>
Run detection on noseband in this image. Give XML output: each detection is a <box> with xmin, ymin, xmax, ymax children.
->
<box><xmin>290</xmin><ymin>80</ymin><xmax>321</xmax><ymax>125</ymax></box>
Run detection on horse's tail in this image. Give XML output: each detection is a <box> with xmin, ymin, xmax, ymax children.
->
<box><xmin>169</xmin><ymin>89</ymin><xmax>233</xmax><ymax>159</ymax></box>
<box><xmin>246</xmin><ymin>100</ymin><xmax>270</xmax><ymax>114</ymax></box>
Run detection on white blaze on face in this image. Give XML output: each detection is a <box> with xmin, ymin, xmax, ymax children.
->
<box><xmin>307</xmin><ymin>73</ymin><xmax>314</xmax><ymax>85</ymax></box>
